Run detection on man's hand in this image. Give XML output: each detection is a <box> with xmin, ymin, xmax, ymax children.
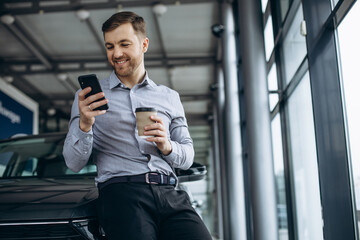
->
<box><xmin>78</xmin><ymin>87</ymin><xmax>108</xmax><ymax>132</ymax></box>
<box><xmin>144</xmin><ymin>115</ymin><xmax>172</xmax><ymax>156</ymax></box>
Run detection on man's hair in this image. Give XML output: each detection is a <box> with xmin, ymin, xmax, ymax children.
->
<box><xmin>102</xmin><ymin>11</ymin><xmax>146</xmax><ymax>38</ymax></box>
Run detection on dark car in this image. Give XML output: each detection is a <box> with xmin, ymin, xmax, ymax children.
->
<box><xmin>0</xmin><ymin>132</ymin><xmax>206</xmax><ymax>240</ymax></box>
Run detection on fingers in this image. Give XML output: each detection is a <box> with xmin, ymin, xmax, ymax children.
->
<box><xmin>141</xmin><ymin>115</ymin><xmax>172</xmax><ymax>155</ymax></box>
<box><xmin>78</xmin><ymin>88</ymin><xmax>108</xmax><ymax>113</ymax></box>
<box><xmin>144</xmin><ymin>116</ymin><xmax>165</xmax><ymax>131</ymax></box>
<box><xmin>88</xmin><ymin>98</ymin><xmax>109</xmax><ymax>111</ymax></box>
<box><xmin>149</xmin><ymin>115</ymin><xmax>163</xmax><ymax>124</ymax></box>
<box><xmin>78</xmin><ymin>87</ymin><xmax>92</xmax><ymax>101</ymax></box>
<box><xmin>78</xmin><ymin>88</ymin><xmax>108</xmax><ymax>132</ymax></box>
<box><xmin>143</xmin><ymin>116</ymin><xmax>167</xmax><ymax>141</ymax></box>
<box><xmin>79</xmin><ymin>89</ymin><xmax>106</xmax><ymax>106</ymax></box>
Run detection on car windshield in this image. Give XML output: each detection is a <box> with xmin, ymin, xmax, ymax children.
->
<box><xmin>0</xmin><ymin>134</ymin><xmax>96</xmax><ymax>179</ymax></box>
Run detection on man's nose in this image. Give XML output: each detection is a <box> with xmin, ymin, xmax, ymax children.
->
<box><xmin>113</xmin><ymin>46</ymin><xmax>124</xmax><ymax>58</ymax></box>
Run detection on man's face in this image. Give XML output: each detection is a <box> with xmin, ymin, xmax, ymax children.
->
<box><xmin>104</xmin><ymin>23</ymin><xmax>148</xmax><ymax>80</ymax></box>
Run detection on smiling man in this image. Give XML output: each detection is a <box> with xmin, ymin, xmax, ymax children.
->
<box><xmin>63</xmin><ymin>11</ymin><xmax>212</xmax><ymax>240</ymax></box>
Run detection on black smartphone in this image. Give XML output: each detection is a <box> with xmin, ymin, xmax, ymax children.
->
<box><xmin>78</xmin><ymin>74</ymin><xmax>109</xmax><ymax>111</ymax></box>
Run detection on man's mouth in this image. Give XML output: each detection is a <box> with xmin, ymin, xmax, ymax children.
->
<box><xmin>114</xmin><ymin>59</ymin><xmax>128</xmax><ymax>65</ymax></box>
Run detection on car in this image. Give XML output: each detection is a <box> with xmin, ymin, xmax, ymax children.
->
<box><xmin>0</xmin><ymin>132</ymin><xmax>207</xmax><ymax>240</ymax></box>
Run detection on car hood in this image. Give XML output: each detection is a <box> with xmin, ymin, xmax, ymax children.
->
<box><xmin>0</xmin><ymin>178</ymin><xmax>98</xmax><ymax>222</ymax></box>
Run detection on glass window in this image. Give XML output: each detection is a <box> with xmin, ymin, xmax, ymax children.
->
<box><xmin>337</xmin><ymin>0</ymin><xmax>360</xmax><ymax>230</ymax></box>
<box><xmin>271</xmin><ymin>114</ymin><xmax>288</xmax><ymax>240</ymax></box>
<box><xmin>280</xmin><ymin>0</ymin><xmax>292</xmax><ymax>21</ymax></box>
<box><xmin>268</xmin><ymin>64</ymin><xmax>279</xmax><ymax>111</ymax></box>
<box><xmin>334</xmin><ymin>0</ymin><xmax>356</xmax><ymax>25</ymax></box>
<box><xmin>332</xmin><ymin>0</ymin><xmax>340</xmax><ymax>7</ymax></box>
<box><xmin>21</xmin><ymin>157</ymin><xmax>38</xmax><ymax>176</ymax></box>
<box><xmin>0</xmin><ymin>152</ymin><xmax>13</xmax><ymax>176</ymax></box>
<box><xmin>264</xmin><ymin>15</ymin><xmax>275</xmax><ymax>61</ymax></box>
<box><xmin>282</xmin><ymin>4</ymin><xmax>307</xmax><ymax>85</ymax></box>
<box><xmin>0</xmin><ymin>137</ymin><xmax>97</xmax><ymax>178</ymax></box>
<box><xmin>286</xmin><ymin>72</ymin><xmax>323</xmax><ymax>240</ymax></box>
<box><xmin>262</xmin><ymin>0</ymin><xmax>268</xmax><ymax>12</ymax></box>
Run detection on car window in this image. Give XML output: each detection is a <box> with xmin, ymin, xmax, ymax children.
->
<box><xmin>0</xmin><ymin>152</ymin><xmax>14</xmax><ymax>177</ymax></box>
<box><xmin>0</xmin><ymin>136</ymin><xmax>97</xmax><ymax>179</ymax></box>
<box><xmin>21</xmin><ymin>157</ymin><xmax>38</xmax><ymax>176</ymax></box>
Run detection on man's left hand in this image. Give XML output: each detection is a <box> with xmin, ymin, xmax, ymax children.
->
<box><xmin>144</xmin><ymin>115</ymin><xmax>172</xmax><ymax>156</ymax></box>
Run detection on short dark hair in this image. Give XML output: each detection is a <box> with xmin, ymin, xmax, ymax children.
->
<box><xmin>102</xmin><ymin>11</ymin><xmax>146</xmax><ymax>38</ymax></box>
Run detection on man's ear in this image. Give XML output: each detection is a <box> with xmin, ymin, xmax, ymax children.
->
<box><xmin>143</xmin><ymin>37</ymin><xmax>149</xmax><ymax>53</ymax></box>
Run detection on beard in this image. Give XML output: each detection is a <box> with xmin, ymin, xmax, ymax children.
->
<box><xmin>111</xmin><ymin>55</ymin><xmax>143</xmax><ymax>79</ymax></box>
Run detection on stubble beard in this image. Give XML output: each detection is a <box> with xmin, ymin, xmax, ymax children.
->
<box><xmin>112</xmin><ymin>57</ymin><xmax>142</xmax><ymax>79</ymax></box>
<box><xmin>114</xmin><ymin>65</ymin><xmax>133</xmax><ymax>78</ymax></box>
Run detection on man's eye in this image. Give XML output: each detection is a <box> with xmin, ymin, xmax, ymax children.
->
<box><xmin>122</xmin><ymin>44</ymin><xmax>130</xmax><ymax>47</ymax></box>
<box><xmin>106</xmin><ymin>46</ymin><xmax>113</xmax><ymax>50</ymax></box>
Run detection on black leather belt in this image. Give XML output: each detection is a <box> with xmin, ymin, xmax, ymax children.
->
<box><xmin>98</xmin><ymin>172</ymin><xmax>177</xmax><ymax>191</ymax></box>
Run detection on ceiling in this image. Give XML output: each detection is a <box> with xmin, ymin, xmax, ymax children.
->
<box><xmin>0</xmin><ymin>0</ymin><xmax>221</xmax><ymax>165</ymax></box>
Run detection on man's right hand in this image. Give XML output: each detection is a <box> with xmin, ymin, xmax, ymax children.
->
<box><xmin>78</xmin><ymin>87</ymin><xmax>108</xmax><ymax>132</ymax></box>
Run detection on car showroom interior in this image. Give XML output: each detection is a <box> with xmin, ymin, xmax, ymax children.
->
<box><xmin>1</xmin><ymin>0</ymin><xmax>360</xmax><ymax>239</ymax></box>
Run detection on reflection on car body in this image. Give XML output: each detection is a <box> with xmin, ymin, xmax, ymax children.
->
<box><xmin>0</xmin><ymin>132</ymin><xmax>206</xmax><ymax>240</ymax></box>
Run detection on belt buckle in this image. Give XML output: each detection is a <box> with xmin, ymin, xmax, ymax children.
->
<box><xmin>169</xmin><ymin>177</ymin><xmax>176</xmax><ymax>185</ymax></box>
<box><xmin>145</xmin><ymin>173</ymin><xmax>159</xmax><ymax>184</ymax></box>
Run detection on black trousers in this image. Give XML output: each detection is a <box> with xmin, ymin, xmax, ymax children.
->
<box><xmin>97</xmin><ymin>182</ymin><xmax>212</xmax><ymax>240</ymax></box>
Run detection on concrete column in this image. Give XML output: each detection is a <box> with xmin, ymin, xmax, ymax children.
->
<box><xmin>211</xmin><ymin>75</ymin><xmax>224</xmax><ymax>239</ymax></box>
<box><xmin>237</xmin><ymin>0</ymin><xmax>278</xmax><ymax>239</ymax></box>
<box><xmin>221</xmin><ymin>3</ymin><xmax>247</xmax><ymax>240</ymax></box>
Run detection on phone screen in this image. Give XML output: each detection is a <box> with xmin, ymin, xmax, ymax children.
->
<box><xmin>78</xmin><ymin>74</ymin><xmax>109</xmax><ymax>111</ymax></box>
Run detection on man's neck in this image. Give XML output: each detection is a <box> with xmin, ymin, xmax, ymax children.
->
<box><xmin>117</xmin><ymin>70</ymin><xmax>146</xmax><ymax>89</ymax></box>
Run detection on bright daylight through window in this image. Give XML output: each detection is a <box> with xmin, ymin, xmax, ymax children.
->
<box><xmin>337</xmin><ymin>0</ymin><xmax>360</xmax><ymax>228</ymax></box>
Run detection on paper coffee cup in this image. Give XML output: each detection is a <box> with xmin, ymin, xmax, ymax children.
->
<box><xmin>135</xmin><ymin>107</ymin><xmax>157</xmax><ymax>138</ymax></box>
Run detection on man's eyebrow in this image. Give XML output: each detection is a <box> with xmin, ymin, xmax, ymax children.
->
<box><xmin>117</xmin><ymin>39</ymin><xmax>132</xmax><ymax>43</ymax></box>
<box><xmin>105</xmin><ymin>39</ymin><xmax>132</xmax><ymax>45</ymax></box>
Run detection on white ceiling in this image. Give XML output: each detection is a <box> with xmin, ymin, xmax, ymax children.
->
<box><xmin>0</xmin><ymin>0</ymin><xmax>221</xmax><ymax>165</ymax></box>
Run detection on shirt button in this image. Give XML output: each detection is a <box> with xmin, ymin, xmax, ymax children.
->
<box><xmin>84</xmin><ymin>151</ymin><xmax>88</xmax><ymax>154</ymax></box>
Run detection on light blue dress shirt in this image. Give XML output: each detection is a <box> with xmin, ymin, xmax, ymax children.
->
<box><xmin>63</xmin><ymin>71</ymin><xmax>194</xmax><ymax>184</ymax></box>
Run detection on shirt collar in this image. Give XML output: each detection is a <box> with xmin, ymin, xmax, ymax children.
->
<box><xmin>109</xmin><ymin>71</ymin><xmax>157</xmax><ymax>89</ymax></box>
<box><xmin>140</xmin><ymin>72</ymin><xmax>157</xmax><ymax>88</ymax></box>
<box><xmin>109</xmin><ymin>71</ymin><xmax>122</xmax><ymax>89</ymax></box>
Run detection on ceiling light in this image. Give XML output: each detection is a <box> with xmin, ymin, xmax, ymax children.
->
<box><xmin>47</xmin><ymin>108</ymin><xmax>56</xmax><ymax>116</ymax></box>
<box><xmin>57</xmin><ymin>73</ymin><xmax>68</xmax><ymax>81</ymax></box>
<box><xmin>1</xmin><ymin>14</ymin><xmax>15</xmax><ymax>25</ymax></box>
<box><xmin>76</xmin><ymin>9</ymin><xmax>90</xmax><ymax>21</ymax></box>
<box><xmin>152</xmin><ymin>3</ymin><xmax>167</xmax><ymax>16</ymax></box>
<box><xmin>211</xmin><ymin>24</ymin><xmax>225</xmax><ymax>38</ymax></box>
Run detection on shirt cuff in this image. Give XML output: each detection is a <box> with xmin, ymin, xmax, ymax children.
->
<box><xmin>160</xmin><ymin>140</ymin><xmax>178</xmax><ymax>164</ymax></box>
<box><xmin>75</xmin><ymin>127</ymin><xmax>93</xmax><ymax>141</ymax></box>
<box><xmin>75</xmin><ymin>127</ymin><xmax>93</xmax><ymax>154</ymax></box>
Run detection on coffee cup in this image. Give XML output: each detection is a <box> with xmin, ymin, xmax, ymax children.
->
<box><xmin>135</xmin><ymin>107</ymin><xmax>157</xmax><ymax>138</ymax></box>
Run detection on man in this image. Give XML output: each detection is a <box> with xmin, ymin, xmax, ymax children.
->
<box><xmin>63</xmin><ymin>11</ymin><xmax>212</xmax><ymax>240</ymax></box>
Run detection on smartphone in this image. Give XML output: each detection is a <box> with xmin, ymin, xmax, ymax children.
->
<box><xmin>78</xmin><ymin>74</ymin><xmax>109</xmax><ymax>111</ymax></box>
